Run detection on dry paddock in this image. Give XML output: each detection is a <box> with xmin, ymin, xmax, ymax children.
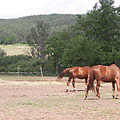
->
<box><xmin>0</xmin><ymin>76</ymin><xmax>120</xmax><ymax>120</ymax></box>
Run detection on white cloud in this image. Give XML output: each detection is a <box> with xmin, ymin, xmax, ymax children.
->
<box><xmin>0</xmin><ymin>0</ymin><xmax>119</xmax><ymax>19</ymax></box>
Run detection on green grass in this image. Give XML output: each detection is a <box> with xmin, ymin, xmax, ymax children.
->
<box><xmin>0</xmin><ymin>76</ymin><xmax>41</xmax><ymax>81</ymax></box>
<box><xmin>17</xmin><ymin>102</ymin><xmax>41</xmax><ymax>106</ymax></box>
<box><xmin>0</xmin><ymin>76</ymin><xmax>65</xmax><ymax>85</ymax></box>
<box><xmin>0</xmin><ymin>44</ymin><xmax>30</xmax><ymax>56</ymax></box>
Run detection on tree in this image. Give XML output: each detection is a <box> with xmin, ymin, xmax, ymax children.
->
<box><xmin>26</xmin><ymin>21</ymin><xmax>50</xmax><ymax>59</ymax></box>
<box><xmin>75</xmin><ymin>0</ymin><xmax>120</xmax><ymax>65</ymax></box>
<box><xmin>61</xmin><ymin>36</ymin><xmax>102</xmax><ymax>67</ymax></box>
<box><xmin>76</xmin><ymin>0</ymin><xmax>120</xmax><ymax>52</ymax></box>
<box><xmin>0</xmin><ymin>48</ymin><xmax>6</xmax><ymax>56</ymax></box>
<box><xmin>45</xmin><ymin>29</ymin><xmax>73</xmax><ymax>73</ymax></box>
<box><xmin>0</xmin><ymin>30</ymin><xmax>17</xmax><ymax>45</ymax></box>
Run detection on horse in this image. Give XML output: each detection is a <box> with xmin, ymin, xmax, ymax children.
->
<box><xmin>56</xmin><ymin>66</ymin><xmax>94</xmax><ymax>92</ymax></box>
<box><xmin>85</xmin><ymin>64</ymin><xmax>120</xmax><ymax>99</ymax></box>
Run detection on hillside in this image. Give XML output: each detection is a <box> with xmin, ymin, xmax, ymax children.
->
<box><xmin>0</xmin><ymin>14</ymin><xmax>77</xmax><ymax>44</ymax></box>
<box><xmin>0</xmin><ymin>14</ymin><xmax>77</xmax><ymax>29</ymax></box>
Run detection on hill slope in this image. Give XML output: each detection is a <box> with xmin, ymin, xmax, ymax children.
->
<box><xmin>0</xmin><ymin>14</ymin><xmax>77</xmax><ymax>31</ymax></box>
<box><xmin>0</xmin><ymin>14</ymin><xmax>77</xmax><ymax>44</ymax></box>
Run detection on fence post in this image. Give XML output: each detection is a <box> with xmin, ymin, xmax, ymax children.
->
<box><xmin>17</xmin><ymin>65</ymin><xmax>20</xmax><ymax>77</ymax></box>
<box><xmin>40</xmin><ymin>66</ymin><xmax>43</xmax><ymax>78</ymax></box>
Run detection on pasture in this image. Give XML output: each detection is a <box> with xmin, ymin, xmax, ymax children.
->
<box><xmin>0</xmin><ymin>76</ymin><xmax>120</xmax><ymax>120</ymax></box>
<box><xmin>0</xmin><ymin>44</ymin><xmax>30</xmax><ymax>56</ymax></box>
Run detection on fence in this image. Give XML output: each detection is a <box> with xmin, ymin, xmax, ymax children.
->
<box><xmin>0</xmin><ymin>66</ymin><xmax>44</xmax><ymax>77</ymax></box>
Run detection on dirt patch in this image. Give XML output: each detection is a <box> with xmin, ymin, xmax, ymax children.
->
<box><xmin>0</xmin><ymin>77</ymin><xmax>120</xmax><ymax>120</ymax></box>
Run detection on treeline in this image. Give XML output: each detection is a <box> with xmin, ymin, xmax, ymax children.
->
<box><xmin>0</xmin><ymin>0</ymin><xmax>120</xmax><ymax>76</ymax></box>
<box><xmin>0</xmin><ymin>14</ymin><xmax>77</xmax><ymax>44</ymax></box>
<box><xmin>0</xmin><ymin>55</ymin><xmax>54</xmax><ymax>76</ymax></box>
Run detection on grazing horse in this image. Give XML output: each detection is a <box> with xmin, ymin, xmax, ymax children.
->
<box><xmin>85</xmin><ymin>64</ymin><xmax>120</xmax><ymax>99</ymax></box>
<box><xmin>56</xmin><ymin>66</ymin><xmax>94</xmax><ymax>92</ymax></box>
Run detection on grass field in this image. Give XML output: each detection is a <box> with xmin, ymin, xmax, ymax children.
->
<box><xmin>0</xmin><ymin>44</ymin><xmax>30</xmax><ymax>56</ymax></box>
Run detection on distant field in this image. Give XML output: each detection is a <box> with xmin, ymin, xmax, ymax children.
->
<box><xmin>0</xmin><ymin>44</ymin><xmax>30</xmax><ymax>56</ymax></box>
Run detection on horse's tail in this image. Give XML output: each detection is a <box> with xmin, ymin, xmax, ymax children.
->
<box><xmin>88</xmin><ymin>67</ymin><xmax>95</xmax><ymax>91</ymax></box>
<box><xmin>56</xmin><ymin>68</ymin><xmax>70</xmax><ymax>81</ymax></box>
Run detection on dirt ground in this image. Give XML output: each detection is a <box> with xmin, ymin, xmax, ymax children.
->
<box><xmin>0</xmin><ymin>77</ymin><xmax>120</xmax><ymax>120</ymax></box>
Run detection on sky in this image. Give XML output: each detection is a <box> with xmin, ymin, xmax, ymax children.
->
<box><xmin>0</xmin><ymin>0</ymin><xmax>119</xmax><ymax>19</ymax></box>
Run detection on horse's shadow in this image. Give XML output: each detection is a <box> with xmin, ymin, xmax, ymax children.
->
<box><xmin>69</xmin><ymin>89</ymin><xmax>85</xmax><ymax>92</ymax></box>
<box><xmin>103</xmin><ymin>97</ymin><xmax>119</xmax><ymax>100</ymax></box>
<box><xmin>86</xmin><ymin>97</ymin><xmax>119</xmax><ymax>100</ymax></box>
<box><xmin>87</xmin><ymin>98</ymin><xmax>98</xmax><ymax>100</ymax></box>
<box><xmin>77</xmin><ymin>89</ymin><xmax>85</xmax><ymax>92</ymax></box>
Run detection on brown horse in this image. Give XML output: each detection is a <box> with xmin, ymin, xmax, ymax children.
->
<box><xmin>56</xmin><ymin>66</ymin><xmax>94</xmax><ymax>92</ymax></box>
<box><xmin>85</xmin><ymin>64</ymin><xmax>120</xmax><ymax>99</ymax></box>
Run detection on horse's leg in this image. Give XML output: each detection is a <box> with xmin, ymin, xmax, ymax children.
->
<box><xmin>112</xmin><ymin>82</ymin><xmax>115</xmax><ymax>98</ymax></box>
<box><xmin>85</xmin><ymin>78</ymin><xmax>87</xmax><ymax>92</ymax></box>
<box><xmin>72</xmin><ymin>78</ymin><xmax>76</xmax><ymax>91</ymax></box>
<box><xmin>66</xmin><ymin>77</ymin><xmax>71</xmax><ymax>92</ymax></box>
<box><xmin>84</xmin><ymin>85</ymin><xmax>90</xmax><ymax>100</ymax></box>
<box><xmin>115</xmin><ymin>80</ymin><xmax>120</xmax><ymax>99</ymax></box>
<box><xmin>96</xmin><ymin>80</ymin><xmax>100</xmax><ymax>99</ymax></box>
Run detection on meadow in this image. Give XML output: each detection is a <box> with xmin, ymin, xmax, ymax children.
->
<box><xmin>0</xmin><ymin>44</ymin><xmax>30</xmax><ymax>56</ymax></box>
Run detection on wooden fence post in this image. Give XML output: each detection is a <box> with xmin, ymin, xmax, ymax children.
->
<box><xmin>17</xmin><ymin>65</ymin><xmax>20</xmax><ymax>77</ymax></box>
<box><xmin>40</xmin><ymin>66</ymin><xmax>43</xmax><ymax>78</ymax></box>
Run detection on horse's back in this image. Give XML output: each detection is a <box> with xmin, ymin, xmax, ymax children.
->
<box><xmin>109</xmin><ymin>64</ymin><xmax>120</xmax><ymax>78</ymax></box>
<box><xmin>78</xmin><ymin>66</ymin><xmax>91</xmax><ymax>78</ymax></box>
<box><xmin>92</xmin><ymin>65</ymin><xmax>106</xmax><ymax>80</ymax></box>
<box><xmin>109</xmin><ymin>64</ymin><xmax>120</xmax><ymax>71</ymax></box>
<box><xmin>92</xmin><ymin>64</ymin><xmax>120</xmax><ymax>82</ymax></box>
<box><xmin>70</xmin><ymin>66</ymin><xmax>90</xmax><ymax>78</ymax></box>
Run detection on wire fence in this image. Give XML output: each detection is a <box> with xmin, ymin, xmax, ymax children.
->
<box><xmin>0</xmin><ymin>72</ymin><xmax>41</xmax><ymax>76</ymax></box>
<box><xmin>0</xmin><ymin>66</ymin><xmax>44</xmax><ymax>77</ymax></box>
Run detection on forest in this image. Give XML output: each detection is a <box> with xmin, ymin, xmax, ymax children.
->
<box><xmin>0</xmin><ymin>14</ymin><xmax>77</xmax><ymax>44</ymax></box>
<box><xmin>0</xmin><ymin>0</ymin><xmax>120</xmax><ymax>76</ymax></box>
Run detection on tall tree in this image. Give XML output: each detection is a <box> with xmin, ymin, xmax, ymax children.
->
<box><xmin>76</xmin><ymin>0</ymin><xmax>120</xmax><ymax>52</ymax></box>
<box><xmin>26</xmin><ymin>21</ymin><xmax>50</xmax><ymax>59</ymax></box>
<box><xmin>61</xmin><ymin>36</ymin><xmax>102</xmax><ymax>67</ymax></box>
<box><xmin>45</xmin><ymin>29</ymin><xmax>73</xmax><ymax>73</ymax></box>
<box><xmin>75</xmin><ymin>0</ymin><xmax>120</xmax><ymax>65</ymax></box>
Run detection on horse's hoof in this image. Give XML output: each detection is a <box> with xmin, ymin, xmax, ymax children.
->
<box><xmin>115</xmin><ymin>96</ymin><xmax>118</xmax><ymax>99</ymax></box>
<box><xmin>84</xmin><ymin>96</ymin><xmax>87</xmax><ymax>100</ymax></box>
<box><xmin>112</xmin><ymin>95</ymin><xmax>115</xmax><ymax>99</ymax></box>
<box><xmin>65</xmin><ymin>89</ymin><xmax>69</xmax><ymax>92</ymax></box>
<box><xmin>115</xmin><ymin>95</ymin><xmax>119</xmax><ymax>99</ymax></box>
<box><xmin>96</xmin><ymin>95</ymin><xmax>100</xmax><ymax>100</ymax></box>
<box><xmin>73</xmin><ymin>89</ymin><xmax>76</xmax><ymax>92</ymax></box>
